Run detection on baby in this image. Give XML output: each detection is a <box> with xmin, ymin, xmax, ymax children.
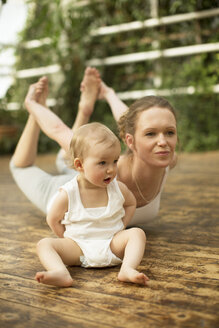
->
<box><xmin>35</xmin><ymin>122</ymin><xmax>148</xmax><ymax>287</ymax></box>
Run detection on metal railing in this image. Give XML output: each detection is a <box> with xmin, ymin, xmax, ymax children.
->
<box><xmin>1</xmin><ymin>7</ymin><xmax>218</xmax><ymax>108</ymax></box>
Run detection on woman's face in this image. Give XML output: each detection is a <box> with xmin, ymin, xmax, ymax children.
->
<box><xmin>127</xmin><ymin>107</ymin><xmax>177</xmax><ymax>168</ymax></box>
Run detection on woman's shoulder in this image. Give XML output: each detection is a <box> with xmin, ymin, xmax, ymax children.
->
<box><xmin>118</xmin><ymin>153</ymin><xmax>131</xmax><ymax>169</ymax></box>
<box><xmin>169</xmin><ymin>152</ymin><xmax>178</xmax><ymax>169</ymax></box>
<box><xmin>117</xmin><ymin>154</ymin><xmax>134</xmax><ymax>190</ymax></box>
<box><xmin>118</xmin><ymin>153</ymin><xmax>127</xmax><ymax>164</ymax></box>
<box><xmin>117</xmin><ymin>154</ymin><xmax>131</xmax><ymax>178</ymax></box>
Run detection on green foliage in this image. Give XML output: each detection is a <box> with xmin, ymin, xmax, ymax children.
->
<box><xmin>170</xmin><ymin>93</ymin><xmax>219</xmax><ymax>151</ymax></box>
<box><xmin>2</xmin><ymin>0</ymin><xmax>219</xmax><ymax>154</ymax></box>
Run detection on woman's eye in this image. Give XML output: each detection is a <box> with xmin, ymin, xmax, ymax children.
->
<box><xmin>114</xmin><ymin>159</ymin><xmax>118</xmax><ymax>164</ymax></box>
<box><xmin>167</xmin><ymin>131</ymin><xmax>175</xmax><ymax>136</ymax></box>
<box><xmin>146</xmin><ymin>132</ymin><xmax>155</xmax><ymax>137</ymax></box>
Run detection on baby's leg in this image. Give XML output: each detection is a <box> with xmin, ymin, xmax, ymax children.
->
<box><xmin>35</xmin><ymin>237</ymin><xmax>83</xmax><ymax>287</ymax></box>
<box><xmin>110</xmin><ymin>228</ymin><xmax>149</xmax><ymax>285</ymax></box>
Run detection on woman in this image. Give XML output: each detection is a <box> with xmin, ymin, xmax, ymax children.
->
<box><xmin>10</xmin><ymin>67</ymin><xmax>177</xmax><ymax>229</ymax></box>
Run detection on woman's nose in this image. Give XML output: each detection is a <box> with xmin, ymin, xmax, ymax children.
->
<box><xmin>157</xmin><ymin>134</ymin><xmax>167</xmax><ymax>146</ymax></box>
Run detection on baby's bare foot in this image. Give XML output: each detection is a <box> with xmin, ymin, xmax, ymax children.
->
<box><xmin>35</xmin><ymin>269</ymin><xmax>73</xmax><ymax>287</ymax></box>
<box><xmin>118</xmin><ymin>268</ymin><xmax>149</xmax><ymax>286</ymax></box>
<box><xmin>79</xmin><ymin>67</ymin><xmax>101</xmax><ymax>117</ymax></box>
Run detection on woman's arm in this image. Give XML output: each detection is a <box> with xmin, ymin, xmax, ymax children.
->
<box><xmin>118</xmin><ymin>181</ymin><xmax>136</xmax><ymax>228</ymax></box>
<box><xmin>24</xmin><ymin>84</ymin><xmax>73</xmax><ymax>152</ymax></box>
<box><xmin>46</xmin><ymin>190</ymin><xmax>68</xmax><ymax>237</ymax></box>
<box><xmin>98</xmin><ymin>81</ymin><xmax>128</xmax><ymax>122</ymax></box>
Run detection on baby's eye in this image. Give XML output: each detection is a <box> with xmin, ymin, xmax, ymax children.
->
<box><xmin>114</xmin><ymin>159</ymin><xmax>118</xmax><ymax>164</ymax></box>
<box><xmin>99</xmin><ymin>161</ymin><xmax>106</xmax><ymax>165</ymax></box>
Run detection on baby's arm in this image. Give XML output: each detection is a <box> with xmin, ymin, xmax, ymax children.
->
<box><xmin>98</xmin><ymin>81</ymin><xmax>128</xmax><ymax>122</ymax></box>
<box><xmin>118</xmin><ymin>181</ymin><xmax>136</xmax><ymax>228</ymax></box>
<box><xmin>46</xmin><ymin>190</ymin><xmax>68</xmax><ymax>237</ymax></box>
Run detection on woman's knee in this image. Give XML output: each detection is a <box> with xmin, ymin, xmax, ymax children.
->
<box><xmin>10</xmin><ymin>155</ymin><xmax>33</xmax><ymax>169</ymax></box>
<box><xmin>9</xmin><ymin>156</ymin><xmax>33</xmax><ymax>173</ymax></box>
<box><xmin>9</xmin><ymin>158</ymin><xmax>19</xmax><ymax>172</ymax></box>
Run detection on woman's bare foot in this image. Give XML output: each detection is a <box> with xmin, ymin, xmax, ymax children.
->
<box><xmin>35</xmin><ymin>76</ymin><xmax>49</xmax><ymax>106</ymax></box>
<box><xmin>98</xmin><ymin>81</ymin><xmax>114</xmax><ymax>100</ymax></box>
<box><xmin>118</xmin><ymin>267</ymin><xmax>149</xmax><ymax>286</ymax></box>
<box><xmin>79</xmin><ymin>67</ymin><xmax>101</xmax><ymax>117</ymax></box>
<box><xmin>35</xmin><ymin>269</ymin><xmax>73</xmax><ymax>287</ymax></box>
<box><xmin>72</xmin><ymin>67</ymin><xmax>101</xmax><ymax>132</ymax></box>
<box><xmin>24</xmin><ymin>76</ymin><xmax>48</xmax><ymax>108</ymax></box>
<box><xmin>24</xmin><ymin>84</ymin><xmax>38</xmax><ymax>107</ymax></box>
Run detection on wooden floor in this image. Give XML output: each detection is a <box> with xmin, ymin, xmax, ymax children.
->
<box><xmin>0</xmin><ymin>152</ymin><xmax>219</xmax><ymax>328</ymax></box>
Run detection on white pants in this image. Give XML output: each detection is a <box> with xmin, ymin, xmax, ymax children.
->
<box><xmin>9</xmin><ymin>150</ymin><xmax>76</xmax><ymax>214</ymax></box>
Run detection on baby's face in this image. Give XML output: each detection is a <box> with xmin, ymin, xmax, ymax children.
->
<box><xmin>81</xmin><ymin>141</ymin><xmax>121</xmax><ymax>188</ymax></box>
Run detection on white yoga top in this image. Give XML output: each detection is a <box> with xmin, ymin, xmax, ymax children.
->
<box><xmin>130</xmin><ymin>167</ymin><xmax>169</xmax><ymax>227</ymax></box>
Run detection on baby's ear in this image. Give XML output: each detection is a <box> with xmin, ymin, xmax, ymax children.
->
<box><xmin>74</xmin><ymin>158</ymin><xmax>83</xmax><ymax>171</ymax></box>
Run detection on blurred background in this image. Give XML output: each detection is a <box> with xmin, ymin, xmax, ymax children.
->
<box><xmin>0</xmin><ymin>0</ymin><xmax>218</xmax><ymax>154</ymax></box>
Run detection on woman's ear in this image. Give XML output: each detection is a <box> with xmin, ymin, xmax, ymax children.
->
<box><xmin>74</xmin><ymin>158</ymin><xmax>83</xmax><ymax>171</ymax></box>
<box><xmin>125</xmin><ymin>133</ymin><xmax>135</xmax><ymax>151</ymax></box>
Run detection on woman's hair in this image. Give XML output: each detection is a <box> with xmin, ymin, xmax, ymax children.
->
<box><xmin>118</xmin><ymin>95</ymin><xmax>177</xmax><ymax>143</ymax></box>
<box><xmin>68</xmin><ymin>122</ymin><xmax>120</xmax><ymax>169</ymax></box>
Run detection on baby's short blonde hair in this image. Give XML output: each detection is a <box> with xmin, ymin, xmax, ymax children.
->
<box><xmin>68</xmin><ymin>122</ymin><xmax>120</xmax><ymax>169</ymax></box>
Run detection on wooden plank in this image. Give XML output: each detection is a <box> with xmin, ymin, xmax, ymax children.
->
<box><xmin>0</xmin><ymin>152</ymin><xmax>219</xmax><ymax>328</ymax></box>
<box><xmin>0</xmin><ymin>273</ymin><xmax>218</xmax><ymax>328</ymax></box>
<box><xmin>0</xmin><ymin>299</ymin><xmax>102</xmax><ymax>328</ymax></box>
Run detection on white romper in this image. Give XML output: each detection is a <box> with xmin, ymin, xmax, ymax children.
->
<box><xmin>60</xmin><ymin>176</ymin><xmax>125</xmax><ymax>268</ymax></box>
